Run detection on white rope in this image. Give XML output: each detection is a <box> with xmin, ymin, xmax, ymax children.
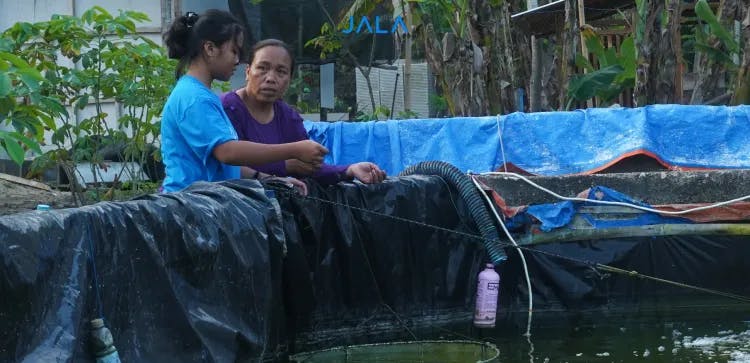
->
<box><xmin>470</xmin><ymin>175</ymin><xmax>533</xmax><ymax>337</ymax></box>
<box><xmin>480</xmin><ymin>171</ymin><xmax>750</xmax><ymax>215</ymax></box>
<box><xmin>495</xmin><ymin>114</ymin><xmax>508</xmax><ymax>173</ymax></box>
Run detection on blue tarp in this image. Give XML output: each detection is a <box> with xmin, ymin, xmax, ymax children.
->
<box><xmin>304</xmin><ymin>105</ymin><xmax>750</xmax><ymax>176</ymax></box>
<box><xmin>519</xmin><ymin>186</ymin><xmax>691</xmax><ymax>232</ymax></box>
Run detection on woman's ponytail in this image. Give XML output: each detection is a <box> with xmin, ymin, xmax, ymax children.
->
<box><xmin>162</xmin><ymin>10</ymin><xmax>244</xmax><ymax>79</ymax></box>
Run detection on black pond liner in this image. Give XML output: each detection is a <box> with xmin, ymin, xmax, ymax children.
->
<box><xmin>2</xmin><ymin>175</ymin><xmax>749</xmax><ymax>362</ymax></box>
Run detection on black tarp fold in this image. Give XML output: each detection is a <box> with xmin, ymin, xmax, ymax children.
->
<box><xmin>2</xmin><ymin>180</ymin><xmax>286</xmax><ymax>362</ymax></box>
<box><xmin>3</xmin><ymin>176</ymin><xmax>749</xmax><ymax>362</ymax></box>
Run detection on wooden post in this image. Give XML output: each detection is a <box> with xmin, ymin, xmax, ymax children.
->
<box><xmin>577</xmin><ymin>0</ymin><xmax>588</xmax><ymax>57</ymax></box>
<box><xmin>530</xmin><ymin>35</ymin><xmax>542</xmax><ymax>111</ymax></box>
<box><xmin>529</xmin><ymin>0</ymin><xmax>541</xmax><ymax>111</ymax></box>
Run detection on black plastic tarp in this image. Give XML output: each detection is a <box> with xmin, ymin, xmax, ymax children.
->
<box><xmin>1</xmin><ymin>176</ymin><xmax>489</xmax><ymax>362</ymax></box>
<box><xmin>3</xmin><ymin>175</ymin><xmax>749</xmax><ymax>362</ymax></box>
<box><xmin>499</xmin><ymin>235</ymin><xmax>750</xmax><ymax>315</ymax></box>
<box><xmin>274</xmin><ymin>176</ymin><xmax>487</xmax><ymax>350</ymax></box>
<box><xmin>1</xmin><ymin>181</ymin><xmax>287</xmax><ymax>362</ymax></box>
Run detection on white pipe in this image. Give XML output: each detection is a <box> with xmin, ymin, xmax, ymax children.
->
<box><xmin>480</xmin><ymin>171</ymin><xmax>750</xmax><ymax>215</ymax></box>
<box><xmin>470</xmin><ymin>175</ymin><xmax>534</xmax><ymax>337</ymax></box>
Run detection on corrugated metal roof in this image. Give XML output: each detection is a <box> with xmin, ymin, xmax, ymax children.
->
<box><xmin>511</xmin><ymin>0</ymin><xmax>635</xmax><ymax>36</ymax></box>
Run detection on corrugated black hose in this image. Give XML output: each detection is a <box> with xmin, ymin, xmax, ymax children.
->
<box><xmin>399</xmin><ymin>161</ymin><xmax>507</xmax><ymax>264</ymax></box>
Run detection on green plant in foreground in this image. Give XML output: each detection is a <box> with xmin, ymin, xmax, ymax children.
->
<box><xmin>0</xmin><ymin>51</ymin><xmax>48</xmax><ymax>165</ymax></box>
<box><xmin>2</xmin><ymin>6</ymin><xmax>174</xmax><ymax>200</ymax></box>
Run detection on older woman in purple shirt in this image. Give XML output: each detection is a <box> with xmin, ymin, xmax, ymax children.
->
<box><xmin>221</xmin><ymin>39</ymin><xmax>386</xmax><ymax>185</ymax></box>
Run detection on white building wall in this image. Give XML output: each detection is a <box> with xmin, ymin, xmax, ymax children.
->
<box><xmin>0</xmin><ymin>0</ymin><xmax>246</xmax><ymax>163</ymax></box>
<box><xmin>0</xmin><ymin>0</ymin><xmax>72</xmax><ymax>30</ymax></box>
<box><xmin>356</xmin><ymin>60</ymin><xmax>433</xmax><ymax>119</ymax></box>
<box><xmin>0</xmin><ymin>0</ymin><xmax>169</xmax><ymax>158</ymax></box>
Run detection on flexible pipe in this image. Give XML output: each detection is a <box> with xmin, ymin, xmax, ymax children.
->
<box><xmin>399</xmin><ymin>161</ymin><xmax>507</xmax><ymax>264</ymax></box>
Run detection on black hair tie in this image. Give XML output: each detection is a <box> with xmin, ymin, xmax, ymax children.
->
<box><xmin>184</xmin><ymin>11</ymin><xmax>199</xmax><ymax>29</ymax></box>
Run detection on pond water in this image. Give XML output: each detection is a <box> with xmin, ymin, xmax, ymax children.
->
<box><xmin>440</xmin><ymin>306</ymin><xmax>750</xmax><ymax>363</ymax></box>
<box><xmin>295</xmin><ymin>303</ymin><xmax>750</xmax><ymax>362</ymax></box>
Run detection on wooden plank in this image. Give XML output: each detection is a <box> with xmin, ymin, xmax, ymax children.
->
<box><xmin>0</xmin><ymin>172</ymin><xmax>52</xmax><ymax>191</ymax></box>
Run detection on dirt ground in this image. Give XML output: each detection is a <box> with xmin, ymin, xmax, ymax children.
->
<box><xmin>0</xmin><ymin>179</ymin><xmax>77</xmax><ymax>216</ymax></box>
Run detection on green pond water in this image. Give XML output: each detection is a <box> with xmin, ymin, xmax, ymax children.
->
<box><xmin>479</xmin><ymin>309</ymin><xmax>750</xmax><ymax>363</ymax></box>
<box><xmin>294</xmin><ymin>303</ymin><xmax>750</xmax><ymax>362</ymax></box>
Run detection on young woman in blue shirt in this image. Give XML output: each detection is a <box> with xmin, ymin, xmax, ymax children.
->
<box><xmin>160</xmin><ymin>10</ymin><xmax>327</xmax><ymax>192</ymax></box>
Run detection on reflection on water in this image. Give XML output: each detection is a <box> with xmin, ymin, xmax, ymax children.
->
<box><xmin>293</xmin><ymin>302</ymin><xmax>750</xmax><ymax>362</ymax></box>
<box><xmin>422</xmin><ymin>306</ymin><xmax>750</xmax><ymax>363</ymax></box>
<box><xmin>678</xmin><ymin>327</ymin><xmax>750</xmax><ymax>363</ymax></box>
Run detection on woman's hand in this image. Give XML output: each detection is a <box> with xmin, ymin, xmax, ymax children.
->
<box><xmin>286</xmin><ymin>159</ymin><xmax>319</xmax><ymax>176</ymax></box>
<box><xmin>263</xmin><ymin>175</ymin><xmax>308</xmax><ymax>196</ymax></box>
<box><xmin>293</xmin><ymin>140</ymin><xmax>328</xmax><ymax>166</ymax></box>
<box><xmin>345</xmin><ymin>162</ymin><xmax>386</xmax><ymax>184</ymax></box>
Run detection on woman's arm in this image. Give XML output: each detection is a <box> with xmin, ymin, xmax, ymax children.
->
<box><xmin>279</xmin><ymin>105</ymin><xmax>386</xmax><ymax>184</ymax></box>
<box><xmin>241</xmin><ymin>166</ymin><xmax>308</xmax><ymax>195</ymax></box>
<box><xmin>213</xmin><ymin>139</ymin><xmax>327</xmax><ymax>166</ymax></box>
<box><xmin>281</xmin><ymin>108</ymin><xmax>354</xmax><ymax>184</ymax></box>
<box><xmin>240</xmin><ymin>166</ymin><xmax>258</xmax><ymax>179</ymax></box>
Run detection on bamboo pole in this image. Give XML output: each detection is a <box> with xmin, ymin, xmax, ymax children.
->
<box><xmin>517</xmin><ymin>223</ymin><xmax>750</xmax><ymax>245</ymax></box>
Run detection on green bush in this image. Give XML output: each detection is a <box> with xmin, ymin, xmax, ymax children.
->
<box><xmin>1</xmin><ymin>6</ymin><xmax>174</xmax><ymax>200</ymax></box>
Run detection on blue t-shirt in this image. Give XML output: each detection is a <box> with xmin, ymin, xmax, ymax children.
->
<box><xmin>161</xmin><ymin>75</ymin><xmax>240</xmax><ymax>192</ymax></box>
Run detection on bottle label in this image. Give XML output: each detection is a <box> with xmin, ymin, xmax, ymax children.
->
<box><xmin>474</xmin><ymin>280</ymin><xmax>499</xmax><ymax>320</ymax></box>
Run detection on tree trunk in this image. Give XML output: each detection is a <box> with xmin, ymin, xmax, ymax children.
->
<box><xmin>731</xmin><ymin>0</ymin><xmax>750</xmax><ymax>104</ymax></box>
<box><xmin>510</xmin><ymin>0</ymin><xmax>532</xmax><ymax>111</ymax></box>
<box><xmin>419</xmin><ymin>4</ymin><xmax>489</xmax><ymax>116</ymax></box>
<box><xmin>656</xmin><ymin>0</ymin><xmax>682</xmax><ymax>104</ymax></box>
<box><xmin>690</xmin><ymin>0</ymin><xmax>739</xmax><ymax>104</ymax></box>
<box><xmin>532</xmin><ymin>0</ymin><xmax>562</xmax><ymax>111</ymax></box>
<box><xmin>634</xmin><ymin>1</ymin><xmax>661</xmax><ymax>106</ymax></box>
<box><xmin>634</xmin><ymin>0</ymin><xmax>681</xmax><ymax>106</ymax></box>
<box><xmin>540</xmin><ymin>36</ymin><xmax>561</xmax><ymax>110</ymax></box>
<box><xmin>559</xmin><ymin>0</ymin><xmax>579</xmax><ymax>108</ymax></box>
<box><xmin>477</xmin><ymin>0</ymin><xmax>518</xmax><ymax>114</ymax></box>
<box><xmin>416</xmin><ymin>0</ymin><xmax>533</xmax><ymax>116</ymax></box>
<box><xmin>421</xmin><ymin>28</ymin><xmax>485</xmax><ymax>115</ymax></box>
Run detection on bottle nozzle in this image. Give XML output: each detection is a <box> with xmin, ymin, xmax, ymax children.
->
<box><xmin>90</xmin><ymin>318</ymin><xmax>104</xmax><ymax>329</ymax></box>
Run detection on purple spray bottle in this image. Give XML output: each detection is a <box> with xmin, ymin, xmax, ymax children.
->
<box><xmin>474</xmin><ymin>263</ymin><xmax>500</xmax><ymax>328</ymax></box>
